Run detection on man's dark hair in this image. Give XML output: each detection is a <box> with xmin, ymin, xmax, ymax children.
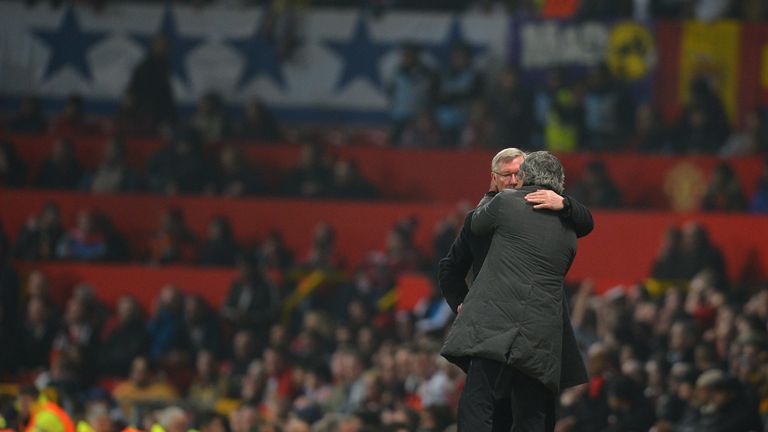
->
<box><xmin>518</xmin><ymin>151</ymin><xmax>565</xmax><ymax>194</ymax></box>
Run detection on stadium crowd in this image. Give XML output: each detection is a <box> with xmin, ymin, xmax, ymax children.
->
<box><xmin>1</xmin><ymin>1</ymin><xmax>768</xmax><ymax>431</ymax></box>
<box><xmin>1</xmin><ymin>205</ymin><xmax>768</xmax><ymax>431</ymax></box>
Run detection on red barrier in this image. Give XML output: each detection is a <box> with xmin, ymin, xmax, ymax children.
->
<box><xmin>11</xmin><ymin>261</ymin><xmax>434</xmax><ymax>314</ymax></box>
<box><xmin>6</xmin><ymin>134</ymin><xmax>764</xmax><ymax>207</ymax></box>
<box><xmin>13</xmin><ymin>261</ymin><xmax>236</xmax><ymax>311</ymax></box>
<box><xmin>3</xmin><ymin>189</ymin><xmax>768</xmax><ymax>297</ymax></box>
<box><xmin>0</xmin><ymin>189</ymin><xmax>456</xmax><ymax>270</ymax></box>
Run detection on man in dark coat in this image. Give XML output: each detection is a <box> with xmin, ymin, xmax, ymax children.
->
<box><xmin>440</xmin><ymin>150</ymin><xmax>589</xmax><ymax>431</ymax></box>
<box><xmin>127</xmin><ymin>34</ymin><xmax>177</xmax><ymax>131</ymax></box>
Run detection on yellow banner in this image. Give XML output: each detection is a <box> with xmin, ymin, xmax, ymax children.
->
<box><xmin>679</xmin><ymin>21</ymin><xmax>740</xmax><ymax>122</ymax></box>
<box><xmin>761</xmin><ymin>43</ymin><xmax>768</xmax><ymax>89</ymax></box>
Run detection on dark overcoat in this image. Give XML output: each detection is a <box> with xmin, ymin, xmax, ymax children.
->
<box><xmin>440</xmin><ymin>185</ymin><xmax>588</xmax><ymax>393</ymax></box>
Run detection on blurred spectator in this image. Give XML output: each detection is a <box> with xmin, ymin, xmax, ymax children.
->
<box><xmin>35</xmin><ymin>138</ymin><xmax>83</xmax><ymax>190</ymax></box>
<box><xmin>0</xmin><ymin>233</ymin><xmax>20</xmax><ymax>374</ymax></box>
<box><xmin>569</xmin><ymin>160</ymin><xmax>623</xmax><ymax>208</ymax></box>
<box><xmin>49</xmin><ymin>294</ymin><xmax>101</xmax><ymax>387</ymax></box>
<box><xmin>701</xmin><ymin>163</ymin><xmax>747</xmax><ymax>212</ymax></box>
<box><xmin>412</xmin><ymin>283</ymin><xmax>453</xmax><ymax>337</ymax></box>
<box><xmin>459</xmin><ymin>101</ymin><xmax>496</xmax><ymax>149</ymax></box>
<box><xmin>678</xmin><ymin>221</ymin><xmax>726</xmax><ymax>280</ymax></box>
<box><xmin>221</xmin><ymin>257</ymin><xmax>279</xmax><ymax>335</ymax></box>
<box><xmin>262</xmin><ymin>347</ymin><xmax>298</xmax><ymax>409</ymax></box>
<box><xmin>625</xmin><ymin>104</ymin><xmax>673</xmax><ymax>152</ymax></box>
<box><xmin>100</xmin><ymin>295</ymin><xmax>150</xmax><ymax>377</ymax></box>
<box><xmin>146</xmin><ymin>208</ymin><xmax>197</xmax><ymax>265</ymax></box>
<box><xmin>56</xmin><ymin>209</ymin><xmax>108</xmax><ymax>261</ymax></box>
<box><xmin>749</xmin><ymin>157</ymin><xmax>768</xmax><ymax>213</ymax></box>
<box><xmin>488</xmin><ymin>67</ymin><xmax>533</xmax><ymax>148</ymax></box>
<box><xmin>146</xmin><ymin>131</ymin><xmax>211</xmax><ymax>195</ymax></box>
<box><xmin>99</xmin><ymin>213</ymin><xmax>131</xmax><ymax>262</ymax></box>
<box><xmin>325</xmin><ymin>159</ymin><xmax>378</xmax><ymax>200</ymax></box>
<box><xmin>209</xmin><ymin>145</ymin><xmax>264</xmax><ymax>197</ymax></box>
<box><xmin>291</xmin><ymin>363</ymin><xmax>333</xmax><ymax>424</ymax></box>
<box><xmin>147</xmin><ymin>285</ymin><xmax>189</xmax><ymax>366</ymax></box>
<box><xmin>435</xmin><ymin>43</ymin><xmax>482</xmax><ymax>146</ymax></box>
<box><xmin>387</xmin><ymin>43</ymin><xmax>437</xmax><ymax>144</ymax></box>
<box><xmin>188</xmin><ymin>351</ymin><xmax>228</xmax><ymax>409</ymax></box>
<box><xmin>303</xmin><ymin>222</ymin><xmax>344</xmax><ymax>271</ymax></box>
<box><xmin>654</xmin><ymin>362</ymin><xmax>697</xmax><ymax>429</ymax></box>
<box><xmin>720</xmin><ymin>110</ymin><xmax>768</xmax><ymax>156</ymax></box>
<box><xmin>676</xmin><ymin>78</ymin><xmax>730</xmax><ymax>153</ymax></box>
<box><xmin>226</xmin><ymin>330</ymin><xmax>259</xmax><ymax>387</ymax></box>
<box><xmin>326</xmin><ymin>348</ymin><xmax>367</xmax><ymax>414</ymax></box>
<box><xmin>534</xmin><ymin>69</ymin><xmax>582</xmax><ymax>152</ymax></box>
<box><xmin>154</xmin><ymin>406</ymin><xmax>190</xmax><ymax>432</ymax></box>
<box><xmin>237</xmin><ymin>99</ymin><xmax>282</xmax><ymax>142</ymax></box>
<box><xmin>50</xmin><ymin>94</ymin><xmax>101</xmax><ymax>137</ymax></box>
<box><xmin>127</xmin><ymin>34</ymin><xmax>177</xmax><ymax>131</ymax></box>
<box><xmin>282</xmin><ymin>143</ymin><xmax>333</xmax><ymax>198</ymax></box>
<box><xmin>12</xmin><ymin>384</ymin><xmax>75</xmax><ymax>432</ymax></box>
<box><xmin>398</xmin><ymin>109</ymin><xmax>442</xmax><ymax>148</ymax></box>
<box><xmin>7</xmin><ymin>96</ymin><xmax>48</xmax><ymax>133</ymax></box>
<box><xmin>0</xmin><ymin>139</ymin><xmax>28</xmax><ymax>187</ymax></box>
<box><xmin>582</xmin><ymin>64</ymin><xmax>634</xmax><ymax>151</ymax></box>
<box><xmin>183</xmin><ymin>295</ymin><xmax>222</xmax><ymax>358</ymax></box>
<box><xmin>257</xmin><ymin>0</ymin><xmax>301</xmax><ymax>60</ymax></box>
<box><xmin>111</xmin><ymin>90</ymin><xmax>156</xmax><ymax>136</ymax></box>
<box><xmin>651</xmin><ymin>226</ymin><xmax>684</xmax><ymax>280</ymax></box>
<box><xmin>14</xmin><ymin>201</ymin><xmax>65</xmax><ymax>260</ymax></box>
<box><xmin>81</xmin><ymin>137</ymin><xmax>140</xmax><ymax>193</ymax></box>
<box><xmin>558</xmin><ymin>343</ymin><xmax>619</xmax><ymax>431</ymax></box>
<box><xmin>19</xmin><ymin>295</ymin><xmax>58</xmax><ymax>372</ymax></box>
<box><xmin>188</xmin><ymin>92</ymin><xmax>231</xmax><ymax>145</ymax></box>
<box><xmin>198</xmin><ymin>216</ymin><xmax>239</xmax><ymax>267</ymax></box>
<box><xmin>112</xmin><ymin>356</ymin><xmax>179</xmax><ymax>417</ymax></box>
<box><xmin>602</xmin><ymin>376</ymin><xmax>655</xmax><ymax>431</ymax></box>
<box><xmin>383</xmin><ymin>219</ymin><xmax>424</xmax><ymax>273</ymax></box>
<box><xmin>682</xmin><ymin>369</ymin><xmax>763</xmax><ymax>431</ymax></box>
<box><xmin>258</xmin><ymin>230</ymin><xmax>295</xmax><ymax>271</ymax></box>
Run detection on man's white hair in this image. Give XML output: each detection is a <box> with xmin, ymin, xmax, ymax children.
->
<box><xmin>518</xmin><ymin>151</ymin><xmax>565</xmax><ymax>194</ymax></box>
<box><xmin>491</xmin><ymin>148</ymin><xmax>525</xmax><ymax>172</ymax></box>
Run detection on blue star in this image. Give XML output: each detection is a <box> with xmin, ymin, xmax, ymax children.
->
<box><xmin>428</xmin><ymin>18</ymin><xmax>487</xmax><ymax>68</ymax></box>
<box><xmin>227</xmin><ymin>30</ymin><xmax>286</xmax><ymax>90</ymax></box>
<box><xmin>133</xmin><ymin>6</ymin><xmax>204</xmax><ymax>89</ymax></box>
<box><xmin>324</xmin><ymin>16</ymin><xmax>394</xmax><ymax>92</ymax></box>
<box><xmin>33</xmin><ymin>7</ymin><xmax>107</xmax><ymax>82</ymax></box>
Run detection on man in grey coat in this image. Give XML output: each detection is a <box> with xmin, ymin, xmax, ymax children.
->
<box><xmin>441</xmin><ymin>151</ymin><xmax>586</xmax><ymax>431</ymax></box>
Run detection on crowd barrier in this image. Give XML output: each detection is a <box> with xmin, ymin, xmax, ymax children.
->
<box><xmin>5</xmin><ymin>133</ymin><xmax>765</xmax><ymax>207</ymax></box>
<box><xmin>3</xmin><ymin>189</ymin><xmax>768</xmax><ymax>301</ymax></box>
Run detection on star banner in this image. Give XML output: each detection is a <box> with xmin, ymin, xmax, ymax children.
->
<box><xmin>0</xmin><ymin>3</ymin><xmax>507</xmax><ymax>118</ymax></box>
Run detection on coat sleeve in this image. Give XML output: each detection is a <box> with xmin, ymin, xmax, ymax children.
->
<box><xmin>471</xmin><ymin>191</ymin><xmax>501</xmax><ymax>236</ymax></box>
<box><xmin>561</xmin><ymin>195</ymin><xmax>594</xmax><ymax>238</ymax></box>
<box><xmin>438</xmin><ymin>213</ymin><xmax>474</xmax><ymax>313</ymax></box>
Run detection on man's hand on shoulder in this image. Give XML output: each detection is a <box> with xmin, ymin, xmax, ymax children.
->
<box><xmin>525</xmin><ymin>189</ymin><xmax>565</xmax><ymax>210</ymax></box>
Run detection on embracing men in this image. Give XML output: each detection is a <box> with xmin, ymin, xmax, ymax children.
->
<box><xmin>440</xmin><ymin>149</ymin><xmax>592</xmax><ymax>432</ymax></box>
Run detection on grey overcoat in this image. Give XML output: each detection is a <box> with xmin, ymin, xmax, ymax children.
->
<box><xmin>441</xmin><ymin>185</ymin><xmax>585</xmax><ymax>393</ymax></box>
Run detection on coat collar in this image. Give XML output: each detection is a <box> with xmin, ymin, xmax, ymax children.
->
<box><xmin>516</xmin><ymin>184</ymin><xmax>554</xmax><ymax>194</ymax></box>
